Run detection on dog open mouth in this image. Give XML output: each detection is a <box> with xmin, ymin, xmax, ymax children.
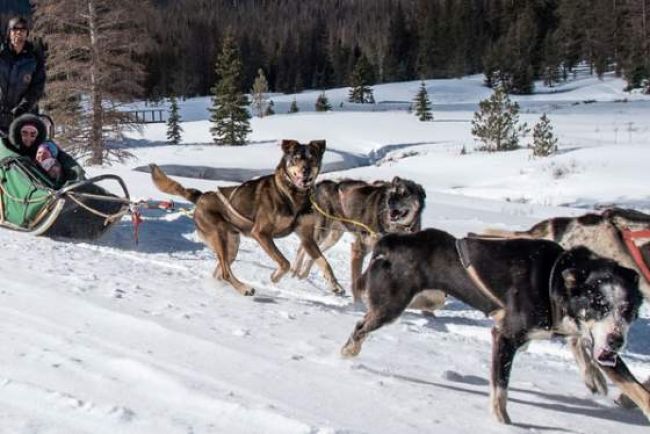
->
<box><xmin>290</xmin><ymin>174</ymin><xmax>313</xmax><ymax>190</ymax></box>
<box><xmin>595</xmin><ymin>348</ymin><xmax>619</xmax><ymax>367</ymax></box>
<box><xmin>389</xmin><ymin>208</ymin><xmax>410</xmax><ymax>222</ymax></box>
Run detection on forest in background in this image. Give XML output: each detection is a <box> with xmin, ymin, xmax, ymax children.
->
<box><xmin>2</xmin><ymin>0</ymin><xmax>649</xmax><ymax>98</ymax></box>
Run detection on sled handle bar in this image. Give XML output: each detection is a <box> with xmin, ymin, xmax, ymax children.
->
<box><xmin>56</xmin><ymin>174</ymin><xmax>130</xmax><ymax>201</ymax></box>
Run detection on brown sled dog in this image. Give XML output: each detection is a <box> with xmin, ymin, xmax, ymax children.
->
<box><xmin>291</xmin><ymin>177</ymin><xmax>444</xmax><ymax>310</ymax></box>
<box><xmin>150</xmin><ymin>139</ymin><xmax>343</xmax><ymax>296</ymax></box>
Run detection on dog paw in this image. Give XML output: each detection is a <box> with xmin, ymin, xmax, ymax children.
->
<box><xmin>494</xmin><ymin>411</ymin><xmax>512</xmax><ymax>425</ymax></box>
<box><xmin>271</xmin><ymin>268</ymin><xmax>289</xmax><ymax>283</ymax></box>
<box><xmin>330</xmin><ymin>282</ymin><xmax>346</xmax><ymax>296</ymax></box>
<box><xmin>585</xmin><ymin>369</ymin><xmax>608</xmax><ymax>395</ymax></box>
<box><xmin>290</xmin><ymin>266</ymin><xmax>309</xmax><ymax>280</ymax></box>
<box><xmin>244</xmin><ymin>287</ymin><xmax>256</xmax><ymax>296</ymax></box>
<box><xmin>615</xmin><ymin>393</ymin><xmax>637</xmax><ymax>409</ymax></box>
<box><xmin>340</xmin><ymin>341</ymin><xmax>361</xmax><ymax>358</ymax></box>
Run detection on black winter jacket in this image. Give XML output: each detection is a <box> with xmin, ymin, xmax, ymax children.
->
<box><xmin>0</xmin><ymin>41</ymin><xmax>46</xmax><ymax>131</ymax></box>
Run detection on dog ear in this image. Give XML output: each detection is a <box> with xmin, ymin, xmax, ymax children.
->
<box><xmin>281</xmin><ymin>139</ymin><xmax>300</xmax><ymax>154</ymax></box>
<box><xmin>417</xmin><ymin>183</ymin><xmax>427</xmax><ymax>201</ymax></box>
<box><xmin>391</xmin><ymin>176</ymin><xmax>402</xmax><ymax>185</ymax></box>
<box><xmin>309</xmin><ymin>140</ymin><xmax>326</xmax><ymax>157</ymax></box>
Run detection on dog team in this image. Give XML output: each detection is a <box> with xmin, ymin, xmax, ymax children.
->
<box><xmin>150</xmin><ymin>139</ymin><xmax>650</xmax><ymax>425</ymax></box>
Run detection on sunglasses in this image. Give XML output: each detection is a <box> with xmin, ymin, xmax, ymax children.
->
<box><xmin>21</xmin><ymin>130</ymin><xmax>38</xmax><ymax>138</ymax></box>
<box><xmin>10</xmin><ymin>27</ymin><xmax>27</xmax><ymax>32</ymax></box>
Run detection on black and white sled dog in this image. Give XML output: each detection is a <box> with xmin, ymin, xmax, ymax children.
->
<box><xmin>341</xmin><ymin>228</ymin><xmax>649</xmax><ymax>424</ymax></box>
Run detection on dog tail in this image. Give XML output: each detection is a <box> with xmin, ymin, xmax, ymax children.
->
<box><xmin>150</xmin><ymin>164</ymin><xmax>202</xmax><ymax>204</ymax></box>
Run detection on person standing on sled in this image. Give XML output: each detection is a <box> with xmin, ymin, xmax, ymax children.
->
<box><xmin>0</xmin><ymin>16</ymin><xmax>45</xmax><ymax>134</ymax></box>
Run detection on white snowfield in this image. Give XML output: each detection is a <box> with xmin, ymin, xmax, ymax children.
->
<box><xmin>1</xmin><ymin>73</ymin><xmax>650</xmax><ymax>433</ymax></box>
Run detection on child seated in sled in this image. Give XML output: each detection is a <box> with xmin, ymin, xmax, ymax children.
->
<box><xmin>35</xmin><ymin>141</ymin><xmax>63</xmax><ymax>183</ymax></box>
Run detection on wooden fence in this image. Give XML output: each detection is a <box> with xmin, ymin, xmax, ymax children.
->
<box><xmin>122</xmin><ymin>109</ymin><xmax>166</xmax><ymax>124</ymax></box>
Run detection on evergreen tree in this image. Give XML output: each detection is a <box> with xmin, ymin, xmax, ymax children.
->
<box><xmin>264</xmin><ymin>100</ymin><xmax>275</xmax><ymax>116</ymax></box>
<box><xmin>209</xmin><ymin>33</ymin><xmax>251</xmax><ymax>146</ymax></box>
<box><xmin>541</xmin><ymin>32</ymin><xmax>562</xmax><ymax>87</ymax></box>
<box><xmin>348</xmin><ymin>54</ymin><xmax>376</xmax><ymax>104</ymax></box>
<box><xmin>471</xmin><ymin>85</ymin><xmax>529</xmax><ymax>152</ymax></box>
<box><xmin>620</xmin><ymin>0</ymin><xmax>650</xmax><ymax>92</ymax></box>
<box><xmin>166</xmin><ymin>95</ymin><xmax>183</xmax><ymax>145</ymax></box>
<box><xmin>288</xmin><ymin>97</ymin><xmax>299</xmax><ymax>113</ymax></box>
<box><xmin>413</xmin><ymin>81</ymin><xmax>433</xmax><ymax>121</ymax></box>
<box><xmin>315</xmin><ymin>91</ymin><xmax>332</xmax><ymax>112</ymax></box>
<box><xmin>251</xmin><ymin>68</ymin><xmax>269</xmax><ymax>117</ymax></box>
<box><xmin>383</xmin><ymin>3</ymin><xmax>415</xmax><ymax>82</ymax></box>
<box><xmin>532</xmin><ymin>113</ymin><xmax>558</xmax><ymax>157</ymax></box>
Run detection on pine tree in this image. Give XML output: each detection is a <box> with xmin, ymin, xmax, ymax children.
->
<box><xmin>288</xmin><ymin>97</ymin><xmax>299</xmax><ymax>113</ymax></box>
<box><xmin>315</xmin><ymin>91</ymin><xmax>332</xmax><ymax>112</ymax></box>
<box><xmin>251</xmin><ymin>68</ymin><xmax>269</xmax><ymax>117</ymax></box>
<box><xmin>209</xmin><ymin>33</ymin><xmax>251</xmax><ymax>146</ymax></box>
<box><xmin>532</xmin><ymin>113</ymin><xmax>558</xmax><ymax>157</ymax></box>
<box><xmin>348</xmin><ymin>54</ymin><xmax>376</xmax><ymax>104</ymax></box>
<box><xmin>413</xmin><ymin>81</ymin><xmax>433</xmax><ymax>121</ymax></box>
<box><xmin>541</xmin><ymin>32</ymin><xmax>562</xmax><ymax>87</ymax></box>
<box><xmin>166</xmin><ymin>95</ymin><xmax>183</xmax><ymax>145</ymax></box>
<box><xmin>471</xmin><ymin>85</ymin><xmax>529</xmax><ymax>152</ymax></box>
<box><xmin>264</xmin><ymin>100</ymin><xmax>275</xmax><ymax>116</ymax></box>
<box><xmin>32</xmin><ymin>0</ymin><xmax>153</xmax><ymax>164</ymax></box>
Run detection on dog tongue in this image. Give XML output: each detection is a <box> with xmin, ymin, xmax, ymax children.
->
<box><xmin>596</xmin><ymin>349</ymin><xmax>618</xmax><ymax>367</ymax></box>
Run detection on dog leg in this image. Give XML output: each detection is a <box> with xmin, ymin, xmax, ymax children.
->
<box><xmin>616</xmin><ymin>377</ymin><xmax>650</xmax><ymax>409</ymax></box>
<box><xmin>569</xmin><ymin>336</ymin><xmax>608</xmax><ymax>395</ymax></box>
<box><xmin>341</xmin><ymin>311</ymin><xmax>387</xmax><ymax>358</ymax></box>
<box><xmin>291</xmin><ymin>246</ymin><xmax>307</xmax><ymax>278</ymax></box>
<box><xmin>490</xmin><ymin>327</ymin><xmax>522</xmax><ymax>424</ymax></box>
<box><xmin>351</xmin><ymin>239</ymin><xmax>368</xmax><ymax>302</ymax></box>
<box><xmin>600</xmin><ymin>360</ymin><xmax>650</xmax><ymax>420</ymax></box>
<box><xmin>296</xmin><ymin>231</ymin><xmax>344</xmax><ymax>294</ymax></box>
<box><xmin>206</xmin><ymin>232</ymin><xmax>254</xmax><ymax>296</ymax></box>
<box><xmin>251</xmin><ymin>229</ymin><xmax>292</xmax><ymax>283</ymax></box>
<box><xmin>294</xmin><ymin>229</ymin><xmax>342</xmax><ymax>280</ymax></box>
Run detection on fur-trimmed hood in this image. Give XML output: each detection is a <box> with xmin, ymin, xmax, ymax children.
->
<box><xmin>7</xmin><ymin>113</ymin><xmax>47</xmax><ymax>158</ymax></box>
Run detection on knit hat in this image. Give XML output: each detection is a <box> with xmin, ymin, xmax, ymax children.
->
<box><xmin>38</xmin><ymin>141</ymin><xmax>59</xmax><ymax>159</ymax></box>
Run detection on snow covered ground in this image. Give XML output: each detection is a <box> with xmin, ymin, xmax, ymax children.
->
<box><xmin>1</xmin><ymin>73</ymin><xmax>650</xmax><ymax>433</ymax></box>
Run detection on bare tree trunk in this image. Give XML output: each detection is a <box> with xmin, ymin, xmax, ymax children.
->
<box><xmin>88</xmin><ymin>0</ymin><xmax>103</xmax><ymax>165</ymax></box>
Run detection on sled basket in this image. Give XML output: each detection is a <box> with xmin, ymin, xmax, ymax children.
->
<box><xmin>0</xmin><ymin>149</ymin><xmax>130</xmax><ymax>240</ymax></box>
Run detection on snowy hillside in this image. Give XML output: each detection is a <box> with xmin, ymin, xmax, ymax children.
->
<box><xmin>2</xmin><ymin>74</ymin><xmax>650</xmax><ymax>433</ymax></box>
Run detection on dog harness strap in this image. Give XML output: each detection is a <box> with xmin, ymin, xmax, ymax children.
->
<box><xmin>310</xmin><ymin>195</ymin><xmax>378</xmax><ymax>237</ymax></box>
<box><xmin>622</xmin><ymin>228</ymin><xmax>650</xmax><ymax>284</ymax></box>
<box><xmin>215</xmin><ymin>188</ymin><xmax>254</xmax><ymax>227</ymax></box>
<box><xmin>455</xmin><ymin>239</ymin><xmax>506</xmax><ymax>310</ymax></box>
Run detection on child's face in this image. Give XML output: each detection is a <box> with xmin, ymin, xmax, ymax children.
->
<box><xmin>36</xmin><ymin>146</ymin><xmax>52</xmax><ymax>162</ymax></box>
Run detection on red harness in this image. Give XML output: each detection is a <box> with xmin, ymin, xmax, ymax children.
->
<box><xmin>621</xmin><ymin>228</ymin><xmax>650</xmax><ymax>284</ymax></box>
